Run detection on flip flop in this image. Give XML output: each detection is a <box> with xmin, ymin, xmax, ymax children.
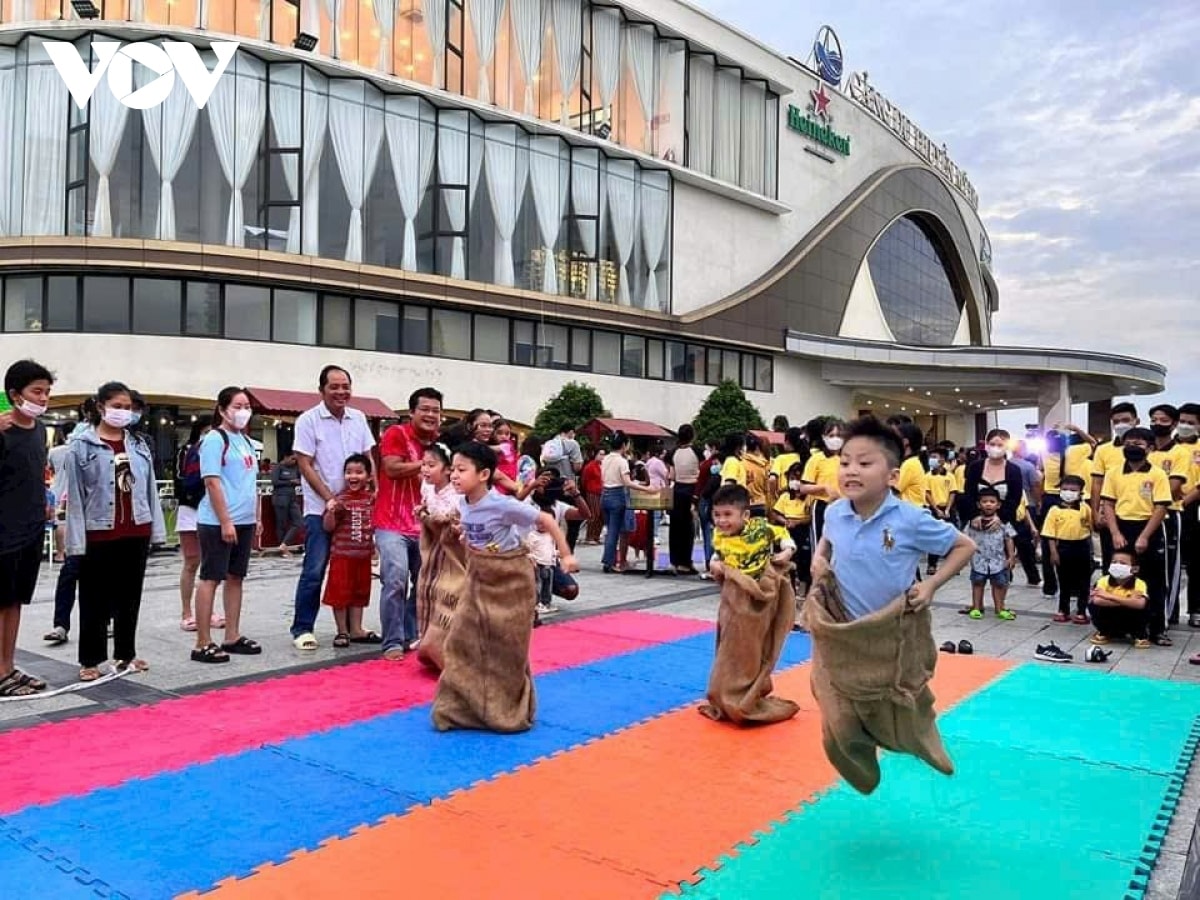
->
<box><xmin>292</xmin><ymin>633</ymin><xmax>318</xmax><ymax>651</ymax></box>
<box><xmin>0</xmin><ymin>671</ymin><xmax>38</xmax><ymax>697</ymax></box>
<box><xmin>957</xmin><ymin>640</ymin><xmax>974</xmax><ymax>655</ymax></box>
<box><xmin>349</xmin><ymin>631</ymin><xmax>383</xmax><ymax>644</ymax></box>
<box><xmin>180</xmin><ymin>617</ymin><xmax>197</xmax><ymax>632</ymax></box>
<box><xmin>116</xmin><ymin>659</ymin><xmax>150</xmax><ymax>673</ymax></box>
<box><xmin>78</xmin><ymin>667</ymin><xmax>102</xmax><ymax>682</ymax></box>
<box><xmin>939</xmin><ymin>641</ymin><xmax>957</xmax><ymax>654</ymax></box>
<box><xmin>15</xmin><ymin>671</ymin><xmax>47</xmax><ymax>691</ymax></box>
<box><xmin>221</xmin><ymin>636</ymin><xmax>262</xmax><ymax>655</ymax></box>
<box><xmin>332</xmin><ymin>633</ymin><xmax>351</xmax><ymax>649</ymax></box>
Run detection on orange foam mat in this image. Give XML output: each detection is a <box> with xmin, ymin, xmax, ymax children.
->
<box><xmin>196</xmin><ymin>655</ymin><xmax>1011</xmax><ymax>899</ymax></box>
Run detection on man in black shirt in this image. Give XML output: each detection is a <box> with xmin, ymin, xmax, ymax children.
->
<box><xmin>0</xmin><ymin>359</ymin><xmax>55</xmax><ymax>696</ymax></box>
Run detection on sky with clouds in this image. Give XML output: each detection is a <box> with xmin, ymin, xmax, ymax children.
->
<box><xmin>695</xmin><ymin>0</ymin><xmax>1199</xmax><ymax>427</ymax></box>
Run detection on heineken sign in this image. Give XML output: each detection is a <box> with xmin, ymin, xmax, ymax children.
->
<box><xmin>788</xmin><ymin>84</ymin><xmax>850</xmax><ymax>156</ymax></box>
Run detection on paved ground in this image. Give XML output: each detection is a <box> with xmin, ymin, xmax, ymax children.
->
<box><xmin>6</xmin><ymin>527</ymin><xmax>1198</xmax><ymax>898</ymax></box>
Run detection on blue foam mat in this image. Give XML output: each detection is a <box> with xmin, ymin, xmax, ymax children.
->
<box><xmin>7</xmin><ymin>631</ymin><xmax>811</xmax><ymax>898</ymax></box>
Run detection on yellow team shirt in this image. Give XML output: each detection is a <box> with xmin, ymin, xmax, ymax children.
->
<box><xmin>770</xmin><ymin>452</ymin><xmax>801</xmax><ymax>481</ymax></box>
<box><xmin>1044</xmin><ymin>444</ymin><xmax>1094</xmax><ymax>496</ymax></box>
<box><xmin>954</xmin><ymin>464</ymin><xmax>966</xmax><ymax>493</ymax></box>
<box><xmin>743</xmin><ymin>453</ymin><xmax>770</xmax><ymax>508</ymax></box>
<box><xmin>924</xmin><ymin>472</ymin><xmax>956</xmax><ymax>509</ymax></box>
<box><xmin>721</xmin><ymin>456</ymin><xmax>747</xmax><ymax>487</ymax></box>
<box><xmin>802</xmin><ymin>451</ymin><xmax>840</xmax><ymax>500</ymax></box>
<box><xmin>1091</xmin><ymin>441</ymin><xmax>1124</xmax><ymax>483</ymax></box>
<box><xmin>1148</xmin><ymin>442</ymin><xmax>1195</xmax><ymax>511</ymax></box>
<box><xmin>1095</xmin><ymin>575</ymin><xmax>1148</xmax><ymax>605</ymax></box>
<box><xmin>1186</xmin><ymin>441</ymin><xmax>1200</xmax><ymax>488</ymax></box>
<box><xmin>712</xmin><ymin>518</ymin><xmax>793</xmax><ymax>579</ymax></box>
<box><xmin>897</xmin><ymin>456</ymin><xmax>926</xmax><ymax>506</ymax></box>
<box><xmin>1040</xmin><ymin>504</ymin><xmax>1093</xmax><ymax>542</ymax></box>
<box><xmin>1100</xmin><ymin>464</ymin><xmax>1172</xmax><ymax>521</ymax></box>
<box><xmin>773</xmin><ymin>494</ymin><xmax>812</xmax><ymax>525</ymax></box>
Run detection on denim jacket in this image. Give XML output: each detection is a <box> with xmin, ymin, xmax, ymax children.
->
<box><xmin>65</xmin><ymin>427</ymin><xmax>166</xmax><ymax>555</ymax></box>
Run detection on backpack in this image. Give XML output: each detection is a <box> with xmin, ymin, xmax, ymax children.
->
<box><xmin>175</xmin><ymin>432</ymin><xmax>231</xmax><ymax>509</ymax></box>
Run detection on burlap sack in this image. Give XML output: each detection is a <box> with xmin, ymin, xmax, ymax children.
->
<box><xmin>415</xmin><ymin>513</ymin><xmax>468</xmax><ymax>672</ymax></box>
<box><xmin>801</xmin><ymin>574</ymin><xmax>954</xmax><ymax>795</ymax></box>
<box><xmin>698</xmin><ymin>561</ymin><xmax>800</xmax><ymax>725</ymax></box>
<box><xmin>432</xmin><ymin>546</ymin><xmax>537</xmax><ymax>733</ymax></box>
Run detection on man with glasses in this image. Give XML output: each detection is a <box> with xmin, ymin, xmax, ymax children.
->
<box><xmin>376</xmin><ymin>387</ymin><xmax>444</xmax><ymax>660</ymax></box>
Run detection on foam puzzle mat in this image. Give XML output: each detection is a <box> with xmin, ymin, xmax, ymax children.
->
<box><xmin>0</xmin><ymin>610</ymin><xmax>1194</xmax><ymax>899</ymax></box>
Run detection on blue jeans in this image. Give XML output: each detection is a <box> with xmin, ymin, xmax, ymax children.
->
<box><xmin>376</xmin><ymin>529</ymin><xmax>420</xmax><ymax>651</ymax></box>
<box><xmin>53</xmin><ymin>554</ymin><xmax>82</xmax><ymax>632</ymax></box>
<box><xmin>601</xmin><ymin>487</ymin><xmax>627</xmax><ymax>569</ymax></box>
<box><xmin>290</xmin><ymin>514</ymin><xmax>330</xmax><ymax>638</ymax></box>
<box><xmin>698</xmin><ymin>497</ymin><xmax>715</xmax><ymax>566</ymax></box>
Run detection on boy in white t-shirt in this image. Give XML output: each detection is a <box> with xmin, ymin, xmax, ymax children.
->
<box><xmin>526</xmin><ymin>466</ymin><xmax>590</xmax><ymax>620</ymax></box>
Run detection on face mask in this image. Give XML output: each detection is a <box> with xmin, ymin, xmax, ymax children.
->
<box><xmin>1112</xmin><ymin>422</ymin><xmax>1133</xmax><ymax>439</ymax></box>
<box><xmin>787</xmin><ymin>480</ymin><xmax>803</xmax><ymax>491</ymax></box>
<box><xmin>947</xmin><ymin>451</ymin><xmax>957</xmax><ymax>461</ymax></box>
<box><xmin>16</xmin><ymin>399</ymin><xmax>46</xmax><ymax>418</ymax></box>
<box><xmin>1059</xmin><ymin>490</ymin><xmax>1080</xmax><ymax>504</ymax></box>
<box><xmin>1177</xmin><ymin>423</ymin><xmax>1198</xmax><ymax>439</ymax></box>
<box><xmin>1108</xmin><ymin>563</ymin><xmax>1133</xmax><ymax>581</ymax></box>
<box><xmin>1150</xmin><ymin>423</ymin><xmax>1174</xmax><ymax>438</ymax></box>
<box><xmin>824</xmin><ymin>437</ymin><xmax>844</xmax><ymax>452</ymax></box>
<box><xmin>1123</xmin><ymin>445</ymin><xmax>1147</xmax><ymax>465</ymax></box>
<box><xmin>102</xmin><ymin>407</ymin><xmax>133</xmax><ymax>429</ymax></box>
<box><xmin>129</xmin><ymin>411</ymin><xmax>142</xmax><ymax>427</ymax></box>
<box><xmin>928</xmin><ymin>457</ymin><xmax>941</xmax><ymax>469</ymax></box>
<box><xmin>986</xmin><ymin>446</ymin><xmax>1007</xmax><ymax>460</ymax></box>
<box><xmin>227</xmin><ymin>409</ymin><xmax>253</xmax><ymax>430</ymax></box>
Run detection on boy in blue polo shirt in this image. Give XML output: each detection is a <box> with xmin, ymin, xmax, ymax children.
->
<box><xmin>805</xmin><ymin>415</ymin><xmax>976</xmax><ymax>795</ymax></box>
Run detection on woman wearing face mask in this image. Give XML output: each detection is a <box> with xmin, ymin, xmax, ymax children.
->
<box><xmin>964</xmin><ymin>430</ymin><xmax>1025</xmax><ymax>526</ymax></box>
<box><xmin>798</xmin><ymin>420</ymin><xmax>843</xmax><ymax>546</ymax></box>
<box><xmin>66</xmin><ymin>382</ymin><xmax>166</xmax><ymax>681</ymax></box>
<box><xmin>191</xmin><ymin>387</ymin><xmax>263</xmax><ymax>664</ymax></box>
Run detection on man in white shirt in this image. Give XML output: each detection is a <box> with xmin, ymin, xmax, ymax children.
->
<box><xmin>290</xmin><ymin>365</ymin><xmax>376</xmax><ymax>650</ymax></box>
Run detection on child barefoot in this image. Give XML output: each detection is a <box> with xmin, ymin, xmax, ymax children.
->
<box><xmin>805</xmin><ymin>416</ymin><xmax>975</xmax><ymax>795</ymax></box>
<box><xmin>699</xmin><ymin>484</ymin><xmax>799</xmax><ymax>725</ymax></box>
<box><xmin>322</xmin><ymin>455</ymin><xmax>382</xmax><ymax>648</ymax></box>
<box><xmin>964</xmin><ymin>488</ymin><xmax>1018</xmax><ymax>620</ymax></box>
<box><xmin>432</xmin><ymin>442</ymin><xmax>578</xmax><ymax>733</ymax></box>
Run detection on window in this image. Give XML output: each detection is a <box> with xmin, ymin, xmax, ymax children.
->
<box><xmin>3</xmin><ymin>277</ymin><xmax>41</xmax><ymax>332</ymax></box>
<box><xmin>686</xmin><ymin>345</ymin><xmax>705</xmax><ymax>384</ymax></box>
<box><xmin>593</xmin><ymin>331</ymin><xmax>620</xmax><ymax>375</ymax></box>
<box><xmin>740</xmin><ymin>354</ymin><xmax>756</xmax><ymax>391</ymax></box>
<box><xmin>512</xmin><ymin>320</ymin><xmax>536</xmax><ymax>365</ymax></box>
<box><xmin>571</xmin><ymin>328</ymin><xmax>591</xmax><ymax>370</ymax></box>
<box><xmin>621</xmin><ymin>335</ymin><xmax>645</xmax><ymax>378</ymax></box>
<box><xmin>274</xmin><ymin>290</ymin><xmax>317</xmax><ymax>344</ymax></box>
<box><xmin>666</xmin><ymin>341</ymin><xmax>686</xmax><ymax>381</ymax></box>
<box><xmin>403</xmin><ymin>305</ymin><xmax>430</xmax><ymax>354</ymax></box>
<box><xmin>185</xmin><ymin>282</ymin><xmax>221</xmax><ymax>336</ymax></box>
<box><xmin>646</xmin><ymin>339</ymin><xmax>664</xmax><ymax>379</ymax></box>
<box><xmin>722</xmin><ymin>350</ymin><xmax>740</xmax><ymax>383</ymax></box>
<box><xmin>83</xmin><ymin>277</ymin><xmax>130</xmax><ymax>333</ymax></box>
<box><xmin>706</xmin><ymin>348</ymin><xmax>721</xmax><ymax>385</ymax></box>
<box><xmin>432</xmin><ymin>309</ymin><xmax>470</xmax><ymax>358</ymax></box>
<box><xmin>756</xmin><ymin>356</ymin><xmax>773</xmax><ymax>393</ymax></box>
<box><xmin>133</xmin><ymin>279</ymin><xmax>181</xmax><ymax>335</ymax></box>
<box><xmin>355</xmin><ymin>298</ymin><xmax>401</xmax><ymax>352</ymax></box>
<box><xmin>46</xmin><ymin>277</ymin><xmax>78</xmax><ymax>331</ymax></box>
<box><xmin>868</xmin><ymin>215</ymin><xmax>965</xmax><ymax>345</ymax></box>
<box><xmin>473</xmin><ymin>314</ymin><xmax>509</xmax><ymax>363</ymax></box>
<box><xmin>321</xmin><ymin>295</ymin><xmax>353</xmax><ymax>347</ymax></box>
<box><xmin>225</xmin><ymin>285</ymin><xmax>271</xmax><ymax>341</ymax></box>
<box><xmin>537</xmin><ymin>323</ymin><xmax>570</xmax><ymax>368</ymax></box>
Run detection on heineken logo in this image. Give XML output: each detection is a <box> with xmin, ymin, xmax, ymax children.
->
<box><xmin>788</xmin><ymin>100</ymin><xmax>851</xmax><ymax>156</ymax></box>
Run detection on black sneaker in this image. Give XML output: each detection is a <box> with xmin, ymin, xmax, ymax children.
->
<box><xmin>1034</xmin><ymin>642</ymin><xmax>1073</xmax><ymax>663</ymax></box>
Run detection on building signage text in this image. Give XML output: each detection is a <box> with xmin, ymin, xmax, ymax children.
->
<box><xmin>788</xmin><ymin>83</ymin><xmax>850</xmax><ymax>156</ymax></box>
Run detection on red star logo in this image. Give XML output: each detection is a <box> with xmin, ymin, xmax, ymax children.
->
<box><xmin>810</xmin><ymin>83</ymin><xmax>831</xmax><ymax>120</ymax></box>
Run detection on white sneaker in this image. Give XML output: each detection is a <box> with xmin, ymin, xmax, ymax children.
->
<box><xmin>536</xmin><ymin>601</ymin><xmax>560</xmax><ymax>616</ymax></box>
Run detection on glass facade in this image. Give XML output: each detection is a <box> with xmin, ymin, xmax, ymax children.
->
<box><xmin>0</xmin><ymin>36</ymin><xmax>673</xmax><ymax>312</ymax></box>
<box><xmin>2</xmin><ymin>1</ymin><xmax>778</xmax><ymax>198</ymax></box>
<box><xmin>867</xmin><ymin>215</ymin><xmax>965</xmax><ymax>346</ymax></box>
<box><xmin>0</xmin><ymin>273</ymin><xmax>774</xmax><ymax>392</ymax></box>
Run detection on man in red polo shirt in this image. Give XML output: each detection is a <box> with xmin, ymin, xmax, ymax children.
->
<box><xmin>375</xmin><ymin>387</ymin><xmax>443</xmax><ymax>659</ymax></box>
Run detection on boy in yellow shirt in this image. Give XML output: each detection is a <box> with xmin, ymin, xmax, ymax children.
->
<box><xmin>1041</xmin><ymin>474</ymin><xmax>1093</xmax><ymax>623</ymax></box>
<box><xmin>1089</xmin><ymin>549</ymin><xmax>1149</xmax><ymax>648</ymax></box>
<box><xmin>923</xmin><ymin>452</ymin><xmax>957</xmax><ymax>575</ymax></box>
<box><xmin>770</xmin><ymin>462</ymin><xmax>812</xmax><ymax>623</ymax></box>
<box><xmin>1091</xmin><ymin>402</ymin><xmax>1140</xmax><ymax>571</ymax></box>
<box><xmin>1148</xmin><ymin>403</ymin><xmax>1192</xmax><ymax>626</ymax></box>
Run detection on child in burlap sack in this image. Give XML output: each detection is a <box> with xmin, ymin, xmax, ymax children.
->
<box><xmin>804</xmin><ymin>416</ymin><xmax>975</xmax><ymax>795</ymax></box>
<box><xmin>699</xmin><ymin>484</ymin><xmax>800</xmax><ymax>726</ymax></box>
<box><xmin>432</xmin><ymin>442</ymin><xmax>578</xmax><ymax>733</ymax></box>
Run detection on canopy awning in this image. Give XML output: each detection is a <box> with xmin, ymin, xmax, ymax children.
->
<box><xmin>245</xmin><ymin>387</ymin><xmax>396</xmax><ymax>420</ymax></box>
<box><xmin>581</xmin><ymin>418</ymin><xmax>675</xmax><ymax>443</ymax></box>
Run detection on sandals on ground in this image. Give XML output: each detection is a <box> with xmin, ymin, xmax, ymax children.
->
<box><xmin>78</xmin><ymin>667</ymin><xmax>103</xmax><ymax>682</ymax></box>
<box><xmin>332</xmin><ymin>633</ymin><xmax>351</xmax><ymax>648</ymax></box>
<box><xmin>222</xmin><ymin>636</ymin><xmax>262</xmax><ymax>655</ymax></box>
<box><xmin>116</xmin><ymin>659</ymin><xmax>150</xmax><ymax>673</ymax></box>
<box><xmin>349</xmin><ymin>631</ymin><xmax>383</xmax><ymax>645</ymax></box>
<box><xmin>191</xmin><ymin>643</ymin><xmax>230</xmax><ymax>664</ymax></box>
<box><xmin>293</xmin><ymin>633</ymin><xmax>318</xmax><ymax>651</ymax></box>
<box><xmin>15</xmin><ymin>670</ymin><xmax>47</xmax><ymax>691</ymax></box>
<box><xmin>0</xmin><ymin>670</ymin><xmax>39</xmax><ymax>696</ymax></box>
<box><xmin>1151</xmin><ymin>635</ymin><xmax>1174</xmax><ymax>647</ymax></box>
<box><xmin>180</xmin><ymin>617</ymin><xmax>197</xmax><ymax>632</ymax></box>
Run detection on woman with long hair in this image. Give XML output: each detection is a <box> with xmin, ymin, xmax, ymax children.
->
<box><xmin>175</xmin><ymin>415</ymin><xmax>222</xmax><ymax>631</ymax></box>
<box><xmin>66</xmin><ymin>382</ymin><xmax>165</xmax><ymax>680</ymax></box>
<box><xmin>600</xmin><ymin>432</ymin><xmax>656</xmax><ymax>573</ymax></box>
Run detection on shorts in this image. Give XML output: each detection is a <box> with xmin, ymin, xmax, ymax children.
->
<box><xmin>323</xmin><ymin>555</ymin><xmax>372</xmax><ymax>609</ymax></box>
<box><xmin>197</xmin><ymin>523</ymin><xmax>255</xmax><ymax>582</ymax></box>
<box><xmin>970</xmin><ymin>568</ymin><xmax>1011</xmax><ymax>588</ymax></box>
<box><xmin>176</xmin><ymin>504</ymin><xmax>198</xmax><ymax>533</ymax></box>
<box><xmin>0</xmin><ymin>537</ymin><xmax>43</xmax><ymax>609</ymax></box>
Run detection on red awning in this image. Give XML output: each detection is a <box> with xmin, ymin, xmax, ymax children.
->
<box><xmin>582</xmin><ymin>418</ymin><xmax>675</xmax><ymax>440</ymax></box>
<box><xmin>750</xmin><ymin>430</ymin><xmax>788</xmax><ymax>447</ymax></box>
<box><xmin>245</xmin><ymin>387</ymin><xmax>396</xmax><ymax>420</ymax></box>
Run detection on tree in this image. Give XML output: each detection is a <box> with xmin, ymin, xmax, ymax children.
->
<box><xmin>532</xmin><ymin>381</ymin><xmax>609</xmax><ymax>438</ymax></box>
<box><xmin>772</xmin><ymin>415</ymin><xmax>790</xmax><ymax>433</ymax></box>
<box><xmin>692</xmin><ymin>380</ymin><xmax>766</xmax><ymax>445</ymax></box>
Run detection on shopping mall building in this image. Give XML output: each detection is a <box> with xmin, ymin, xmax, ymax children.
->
<box><xmin>0</xmin><ymin>0</ymin><xmax>1164</xmax><ymax>462</ymax></box>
